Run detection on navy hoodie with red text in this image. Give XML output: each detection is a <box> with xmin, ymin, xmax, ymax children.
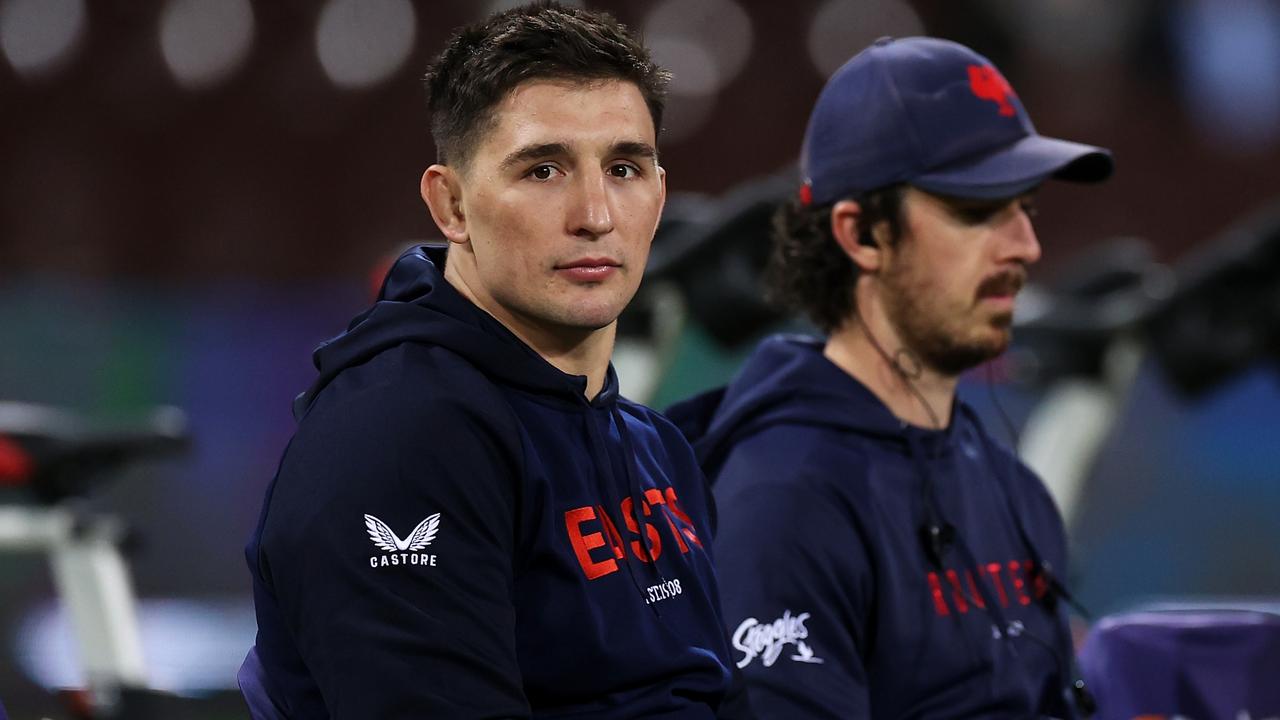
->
<box><xmin>244</xmin><ymin>246</ymin><xmax>737</xmax><ymax>719</ymax></box>
<box><xmin>667</xmin><ymin>335</ymin><xmax>1078</xmax><ymax>719</ymax></box>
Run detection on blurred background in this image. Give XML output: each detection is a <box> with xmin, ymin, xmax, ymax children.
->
<box><xmin>2</xmin><ymin>0</ymin><xmax>1279</xmax><ymax>717</ymax></box>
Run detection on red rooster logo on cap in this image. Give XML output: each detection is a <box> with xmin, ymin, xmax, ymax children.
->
<box><xmin>967</xmin><ymin>64</ymin><xmax>1016</xmax><ymax>117</ymax></box>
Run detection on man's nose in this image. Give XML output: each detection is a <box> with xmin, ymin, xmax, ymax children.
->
<box><xmin>1004</xmin><ymin>204</ymin><xmax>1041</xmax><ymax>265</ymax></box>
<box><xmin>569</xmin><ymin>173</ymin><xmax>614</xmax><ymax>238</ymax></box>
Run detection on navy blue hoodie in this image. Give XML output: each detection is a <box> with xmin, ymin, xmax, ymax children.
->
<box><xmin>668</xmin><ymin>335</ymin><xmax>1076</xmax><ymax>719</ymax></box>
<box><xmin>245</xmin><ymin>246</ymin><xmax>735</xmax><ymax>719</ymax></box>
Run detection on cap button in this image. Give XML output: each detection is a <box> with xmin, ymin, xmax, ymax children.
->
<box><xmin>873</xmin><ymin>36</ymin><xmax>894</xmax><ymax>46</ymax></box>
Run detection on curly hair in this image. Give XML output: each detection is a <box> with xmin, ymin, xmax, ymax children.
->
<box><xmin>765</xmin><ymin>185</ymin><xmax>906</xmax><ymax>333</ymax></box>
<box><xmin>423</xmin><ymin>1</ymin><xmax>670</xmax><ymax>169</ymax></box>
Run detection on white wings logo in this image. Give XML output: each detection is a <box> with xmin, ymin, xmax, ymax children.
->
<box><xmin>364</xmin><ymin>513</ymin><xmax>441</xmax><ymax>552</ymax></box>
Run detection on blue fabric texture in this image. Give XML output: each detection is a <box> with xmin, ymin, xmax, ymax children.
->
<box><xmin>245</xmin><ymin>245</ymin><xmax>734</xmax><ymax>719</ymax></box>
<box><xmin>668</xmin><ymin>335</ymin><xmax>1077</xmax><ymax>719</ymax></box>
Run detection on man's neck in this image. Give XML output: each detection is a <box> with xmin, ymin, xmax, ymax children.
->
<box><xmin>823</xmin><ymin>300</ymin><xmax>958</xmax><ymax>430</ymax></box>
<box><xmin>515</xmin><ymin>321</ymin><xmax>615</xmax><ymax>401</ymax></box>
<box><xmin>444</xmin><ymin>266</ymin><xmax>614</xmax><ymax>401</ymax></box>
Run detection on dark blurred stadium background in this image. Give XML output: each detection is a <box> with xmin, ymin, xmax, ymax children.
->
<box><xmin>2</xmin><ymin>0</ymin><xmax>1279</xmax><ymax>717</ymax></box>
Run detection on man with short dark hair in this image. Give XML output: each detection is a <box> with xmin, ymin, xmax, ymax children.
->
<box><xmin>670</xmin><ymin>37</ymin><xmax>1113</xmax><ymax>718</ymax></box>
<box><xmin>242</xmin><ymin>4</ymin><xmax>738</xmax><ymax>718</ymax></box>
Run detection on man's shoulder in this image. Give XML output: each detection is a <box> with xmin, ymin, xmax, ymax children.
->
<box><xmin>268</xmin><ymin>345</ymin><xmax>524</xmax><ymax>528</ymax></box>
<box><xmin>713</xmin><ymin>421</ymin><xmax>883</xmax><ymax>506</ymax></box>
<box><xmin>310</xmin><ymin>342</ymin><xmax>512</xmax><ymax>424</ymax></box>
<box><xmin>283</xmin><ymin>344</ymin><xmax>525</xmax><ymax>487</ymax></box>
<box><xmin>730</xmin><ymin>417</ymin><xmax>881</xmax><ymax>472</ymax></box>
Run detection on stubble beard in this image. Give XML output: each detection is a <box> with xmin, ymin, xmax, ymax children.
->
<box><xmin>880</xmin><ymin>264</ymin><xmax>1012</xmax><ymax>378</ymax></box>
<box><xmin>502</xmin><ymin>275</ymin><xmax>635</xmax><ymax>337</ymax></box>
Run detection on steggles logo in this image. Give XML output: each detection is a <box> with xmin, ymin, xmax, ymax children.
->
<box><xmin>732</xmin><ymin>610</ymin><xmax>825</xmax><ymax>669</ymax></box>
<box><xmin>365</xmin><ymin>513</ymin><xmax>441</xmax><ymax>569</ymax></box>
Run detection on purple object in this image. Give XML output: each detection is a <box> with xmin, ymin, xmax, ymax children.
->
<box><xmin>1078</xmin><ymin>609</ymin><xmax>1280</xmax><ymax>719</ymax></box>
<box><xmin>238</xmin><ymin>646</ymin><xmax>286</xmax><ymax>720</ymax></box>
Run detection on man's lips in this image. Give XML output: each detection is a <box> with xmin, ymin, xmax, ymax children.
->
<box><xmin>556</xmin><ymin>257</ymin><xmax>620</xmax><ymax>269</ymax></box>
<box><xmin>555</xmin><ymin>257</ymin><xmax>620</xmax><ymax>282</ymax></box>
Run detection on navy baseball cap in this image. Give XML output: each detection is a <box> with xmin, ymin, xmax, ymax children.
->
<box><xmin>800</xmin><ymin>36</ymin><xmax>1113</xmax><ymax>205</ymax></box>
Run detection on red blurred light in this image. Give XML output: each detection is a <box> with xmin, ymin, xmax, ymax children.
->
<box><xmin>0</xmin><ymin>434</ymin><xmax>33</xmax><ymax>485</ymax></box>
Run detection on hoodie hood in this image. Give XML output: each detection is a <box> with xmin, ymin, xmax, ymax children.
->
<box><xmin>294</xmin><ymin>244</ymin><xmax>617</xmax><ymax>420</ymax></box>
<box><xmin>669</xmin><ymin>334</ymin><xmax>955</xmax><ymax>479</ymax></box>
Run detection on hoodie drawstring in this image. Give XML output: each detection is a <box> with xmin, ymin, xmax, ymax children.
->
<box><xmin>965</xmin><ymin>409</ymin><xmax>1096</xmax><ymax>716</ymax></box>
<box><xmin>904</xmin><ymin>431</ymin><xmax>1010</xmax><ymax>704</ymax></box>
<box><xmin>910</xmin><ymin>420</ymin><xmax>1093</xmax><ymax>716</ymax></box>
<box><xmin>904</xmin><ymin>432</ymin><xmax>955</xmax><ymax>570</ymax></box>
<box><xmin>582</xmin><ymin>402</ymin><xmax>663</xmax><ymax>617</ymax></box>
<box><xmin>613</xmin><ymin>406</ymin><xmax>668</xmax><ymax>581</ymax></box>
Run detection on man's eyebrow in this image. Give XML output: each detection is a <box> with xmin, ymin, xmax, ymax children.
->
<box><xmin>611</xmin><ymin>141</ymin><xmax>658</xmax><ymax>162</ymax></box>
<box><xmin>499</xmin><ymin>140</ymin><xmax>659</xmax><ymax>171</ymax></box>
<box><xmin>500</xmin><ymin>142</ymin><xmax>571</xmax><ymax>171</ymax></box>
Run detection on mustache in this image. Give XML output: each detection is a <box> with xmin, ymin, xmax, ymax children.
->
<box><xmin>976</xmin><ymin>268</ymin><xmax>1026</xmax><ymax>298</ymax></box>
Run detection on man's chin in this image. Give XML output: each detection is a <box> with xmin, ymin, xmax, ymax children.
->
<box><xmin>980</xmin><ymin>328</ymin><xmax>1012</xmax><ymax>360</ymax></box>
<box><xmin>924</xmin><ymin>332</ymin><xmax>1009</xmax><ymax>377</ymax></box>
<box><xmin>550</xmin><ymin>308</ymin><xmax>624</xmax><ymax>334</ymax></box>
<box><xmin>987</xmin><ymin>309</ymin><xmax>1015</xmax><ymax>330</ymax></box>
<box><xmin>555</xmin><ymin>287</ymin><xmax>636</xmax><ymax>330</ymax></box>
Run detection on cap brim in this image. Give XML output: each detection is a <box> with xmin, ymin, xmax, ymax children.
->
<box><xmin>910</xmin><ymin>134</ymin><xmax>1114</xmax><ymax>200</ymax></box>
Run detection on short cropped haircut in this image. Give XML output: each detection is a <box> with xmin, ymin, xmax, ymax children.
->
<box><xmin>765</xmin><ymin>185</ymin><xmax>906</xmax><ymax>333</ymax></box>
<box><xmin>423</xmin><ymin>1</ymin><xmax>670</xmax><ymax>169</ymax></box>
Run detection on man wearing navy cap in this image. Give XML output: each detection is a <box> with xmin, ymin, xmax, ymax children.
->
<box><xmin>669</xmin><ymin>37</ymin><xmax>1113</xmax><ymax>718</ymax></box>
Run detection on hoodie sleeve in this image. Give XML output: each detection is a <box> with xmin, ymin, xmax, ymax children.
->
<box><xmin>713</xmin><ymin>456</ymin><xmax>875</xmax><ymax>719</ymax></box>
<box><xmin>258</xmin><ymin>373</ymin><xmax>530</xmax><ymax>719</ymax></box>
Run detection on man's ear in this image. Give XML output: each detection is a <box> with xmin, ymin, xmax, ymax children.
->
<box><xmin>651</xmin><ymin>164</ymin><xmax>668</xmax><ymax>240</ymax></box>
<box><xmin>830</xmin><ymin>199</ymin><xmax>882</xmax><ymax>273</ymax></box>
<box><xmin>421</xmin><ymin>165</ymin><xmax>468</xmax><ymax>244</ymax></box>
